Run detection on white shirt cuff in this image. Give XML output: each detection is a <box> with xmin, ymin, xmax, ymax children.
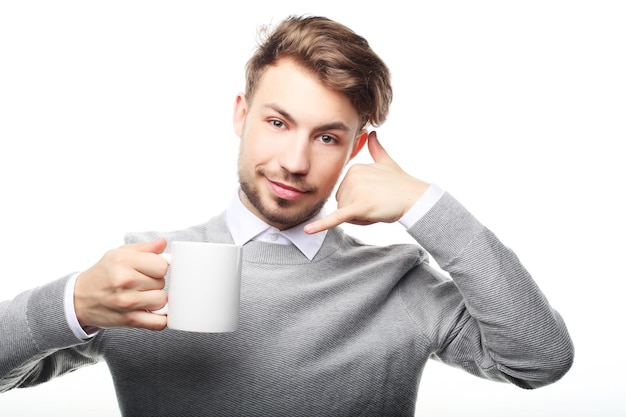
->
<box><xmin>64</xmin><ymin>272</ymin><xmax>99</xmax><ymax>340</ymax></box>
<box><xmin>398</xmin><ymin>183</ymin><xmax>445</xmax><ymax>229</ymax></box>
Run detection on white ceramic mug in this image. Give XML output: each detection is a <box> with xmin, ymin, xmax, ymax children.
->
<box><xmin>152</xmin><ymin>241</ymin><xmax>243</xmax><ymax>332</ymax></box>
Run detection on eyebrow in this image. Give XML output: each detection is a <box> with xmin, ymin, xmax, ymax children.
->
<box><xmin>264</xmin><ymin>103</ymin><xmax>352</xmax><ymax>133</ymax></box>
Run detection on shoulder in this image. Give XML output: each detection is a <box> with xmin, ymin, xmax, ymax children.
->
<box><xmin>123</xmin><ymin>211</ymin><xmax>231</xmax><ymax>248</ymax></box>
<box><xmin>325</xmin><ymin>226</ymin><xmax>429</xmax><ymax>267</ymax></box>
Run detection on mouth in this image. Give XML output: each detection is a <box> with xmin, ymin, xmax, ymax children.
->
<box><xmin>266</xmin><ymin>178</ymin><xmax>308</xmax><ymax>201</ymax></box>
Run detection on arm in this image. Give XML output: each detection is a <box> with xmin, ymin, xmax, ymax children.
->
<box><xmin>306</xmin><ymin>131</ymin><xmax>574</xmax><ymax>387</ymax></box>
<box><xmin>0</xmin><ymin>238</ymin><xmax>170</xmax><ymax>392</ymax></box>
<box><xmin>406</xmin><ymin>192</ymin><xmax>573</xmax><ymax>388</ymax></box>
<box><xmin>0</xmin><ymin>276</ymin><xmax>98</xmax><ymax>392</ymax></box>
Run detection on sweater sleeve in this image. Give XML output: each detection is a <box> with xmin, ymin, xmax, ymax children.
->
<box><xmin>0</xmin><ymin>275</ymin><xmax>100</xmax><ymax>392</ymax></box>
<box><xmin>405</xmin><ymin>192</ymin><xmax>574</xmax><ymax>389</ymax></box>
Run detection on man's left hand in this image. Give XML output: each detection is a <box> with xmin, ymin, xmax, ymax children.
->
<box><xmin>304</xmin><ymin>131</ymin><xmax>429</xmax><ymax>234</ymax></box>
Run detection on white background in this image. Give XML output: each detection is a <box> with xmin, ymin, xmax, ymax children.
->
<box><xmin>1</xmin><ymin>1</ymin><xmax>624</xmax><ymax>416</ymax></box>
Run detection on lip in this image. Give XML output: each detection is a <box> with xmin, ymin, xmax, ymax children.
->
<box><xmin>267</xmin><ymin>179</ymin><xmax>306</xmax><ymax>200</ymax></box>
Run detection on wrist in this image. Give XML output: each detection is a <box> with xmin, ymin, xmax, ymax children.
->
<box><xmin>65</xmin><ymin>272</ymin><xmax>100</xmax><ymax>340</ymax></box>
<box><xmin>399</xmin><ymin>183</ymin><xmax>445</xmax><ymax>228</ymax></box>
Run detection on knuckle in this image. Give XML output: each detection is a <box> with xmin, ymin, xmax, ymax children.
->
<box><xmin>112</xmin><ymin>292</ymin><xmax>137</xmax><ymax>310</ymax></box>
<box><xmin>111</xmin><ymin>273</ymin><xmax>135</xmax><ymax>290</ymax></box>
<box><xmin>106</xmin><ymin>247</ymin><xmax>135</xmax><ymax>266</ymax></box>
<box><xmin>120</xmin><ymin>312</ymin><xmax>142</xmax><ymax>327</ymax></box>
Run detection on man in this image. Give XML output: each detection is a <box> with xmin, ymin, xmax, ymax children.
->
<box><xmin>0</xmin><ymin>15</ymin><xmax>573</xmax><ymax>416</ymax></box>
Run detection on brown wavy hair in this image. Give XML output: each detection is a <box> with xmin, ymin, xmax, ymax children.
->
<box><xmin>245</xmin><ymin>15</ymin><xmax>392</xmax><ymax>130</ymax></box>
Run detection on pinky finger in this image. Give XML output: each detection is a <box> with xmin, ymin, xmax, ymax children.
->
<box><xmin>122</xmin><ymin>310</ymin><xmax>168</xmax><ymax>331</ymax></box>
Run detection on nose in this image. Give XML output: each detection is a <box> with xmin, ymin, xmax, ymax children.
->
<box><xmin>278</xmin><ymin>133</ymin><xmax>310</xmax><ymax>175</ymax></box>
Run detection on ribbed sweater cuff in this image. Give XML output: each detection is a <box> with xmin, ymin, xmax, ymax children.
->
<box><xmin>26</xmin><ymin>275</ymin><xmax>87</xmax><ymax>351</ymax></box>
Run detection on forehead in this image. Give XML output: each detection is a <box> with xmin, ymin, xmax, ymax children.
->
<box><xmin>250</xmin><ymin>58</ymin><xmax>361</xmax><ymax>133</ymax></box>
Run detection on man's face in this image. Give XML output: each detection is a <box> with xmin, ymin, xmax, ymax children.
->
<box><xmin>233</xmin><ymin>58</ymin><xmax>366</xmax><ymax>230</ymax></box>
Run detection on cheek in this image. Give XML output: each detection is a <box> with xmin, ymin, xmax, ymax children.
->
<box><xmin>239</xmin><ymin>131</ymin><xmax>269</xmax><ymax>166</ymax></box>
<box><xmin>313</xmin><ymin>154</ymin><xmax>348</xmax><ymax>189</ymax></box>
<box><xmin>237</xmin><ymin>139</ymin><xmax>261</xmax><ymax>177</ymax></box>
<box><xmin>242</xmin><ymin>123</ymin><xmax>279</xmax><ymax>155</ymax></box>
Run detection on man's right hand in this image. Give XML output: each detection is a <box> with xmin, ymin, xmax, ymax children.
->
<box><xmin>74</xmin><ymin>238</ymin><xmax>169</xmax><ymax>331</ymax></box>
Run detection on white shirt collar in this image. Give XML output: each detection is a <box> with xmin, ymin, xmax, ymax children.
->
<box><xmin>226</xmin><ymin>190</ymin><xmax>327</xmax><ymax>260</ymax></box>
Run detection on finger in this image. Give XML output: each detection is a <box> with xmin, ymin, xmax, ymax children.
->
<box><xmin>102</xmin><ymin>251</ymin><xmax>168</xmax><ymax>293</ymax></box>
<box><xmin>367</xmin><ymin>131</ymin><xmax>395</xmax><ymax>165</ymax></box>
<box><xmin>304</xmin><ymin>207</ymin><xmax>354</xmax><ymax>234</ymax></box>
<box><xmin>139</xmin><ymin>289</ymin><xmax>168</xmax><ymax>312</ymax></box>
<box><xmin>367</xmin><ymin>131</ymin><xmax>386</xmax><ymax>161</ymax></box>
<box><xmin>128</xmin><ymin>237</ymin><xmax>167</xmax><ymax>254</ymax></box>
<box><xmin>112</xmin><ymin>288</ymin><xmax>168</xmax><ymax>312</ymax></box>
<box><xmin>132</xmin><ymin>251</ymin><xmax>170</xmax><ymax>279</ymax></box>
<box><xmin>121</xmin><ymin>309</ymin><xmax>168</xmax><ymax>331</ymax></box>
<box><xmin>119</xmin><ymin>238</ymin><xmax>169</xmax><ymax>278</ymax></box>
<box><xmin>130</xmin><ymin>268</ymin><xmax>167</xmax><ymax>290</ymax></box>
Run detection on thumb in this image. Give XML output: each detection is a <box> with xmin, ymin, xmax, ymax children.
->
<box><xmin>367</xmin><ymin>131</ymin><xmax>393</xmax><ymax>164</ymax></box>
<box><xmin>130</xmin><ymin>237</ymin><xmax>168</xmax><ymax>254</ymax></box>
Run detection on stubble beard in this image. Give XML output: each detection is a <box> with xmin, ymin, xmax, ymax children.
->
<box><xmin>238</xmin><ymin>166</ymin><xmax>327</xmax><ymax>230</ymax></box>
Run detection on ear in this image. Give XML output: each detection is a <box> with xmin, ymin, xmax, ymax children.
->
<box><xmin>233</xmin><ymin>93</ymin><xmax>248</xmax><ymax>137</ymax></box>
<box><xmin>348</xmin><ymin>130</ymin><xmax>369</xmax><ymax>160</ymax></box>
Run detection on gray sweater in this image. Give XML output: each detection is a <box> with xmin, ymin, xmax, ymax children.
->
<box><xmin>0</xmin><ymin>193</ymin><xmax>574</xmax><ymax>416</ymax></box>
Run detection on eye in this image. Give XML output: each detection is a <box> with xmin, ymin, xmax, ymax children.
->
<box><xmin>317</xmin><ymin>134</ymin><xmax>337</xmax><ymax>145</ymax></box>
<box><xmin>270</xmin><ymin>119</ymin><xmax>285</xmax><ymax>129</ymax></box>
